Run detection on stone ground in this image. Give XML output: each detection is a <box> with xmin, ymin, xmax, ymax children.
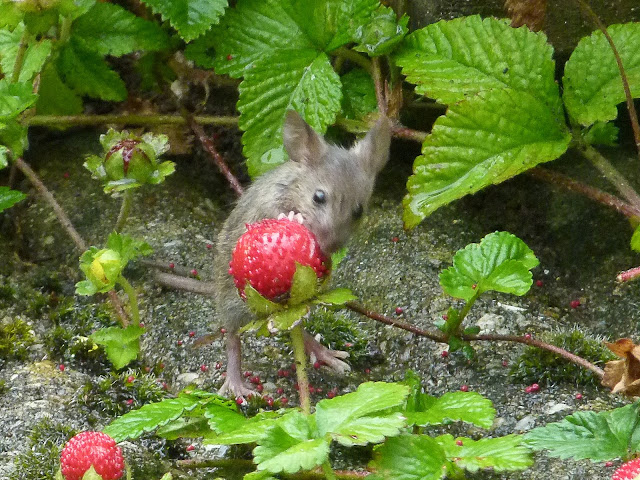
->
<box><xmin>1</xmin><ymin>126</ymin><xmax>639</xmax><ymax>479</ymax></box>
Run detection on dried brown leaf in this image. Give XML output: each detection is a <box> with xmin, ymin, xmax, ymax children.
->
<box><xmin>504</xmin><ymin>0</ymin><xmax>547</xmax><ymax>31</ymax></box>
<box><xmin>602</xmin><ymin>338</ymin><xmax>640</xmax><ymax>397</ymax></box>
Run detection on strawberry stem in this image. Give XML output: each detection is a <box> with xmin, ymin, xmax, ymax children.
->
<box><xmin>290</xmin><ymin>324</ymin><xmax>311</xmax><ymax>414</ymax></box>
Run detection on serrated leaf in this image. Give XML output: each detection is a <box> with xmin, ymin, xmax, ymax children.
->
<box><xmin>141</xmin><ymin>0</ymin><xmax>227</xmax><ymax>42</ymax></box>
<box><xmin>0</xmin><ymin>24</ymin><xmax>52</xmax><ymax>82</ymax></box>
<box><xmin>524</xmin><ymin>402</ymin><xmax>640</xmax><ymax>461</ymax></box>
<box><xmin>210</xmin><ymin>0</ymin><xmax>377</xmax><ymax>77</ymax></box>
<box><xmin>90</xmin><ymin>324</ymin><xmax>144</xmax><ymax>369</ymax></box>
<box><xmin>0</xmin><ymin>186</ymin><xmax>26</xmax><ymax>211</ymax></box>
<box><xmin>106</xmin><ymin>231</ymin><xmax>153</xmax><ymax>264</ymax></box>
<box><xmin>341</xmin><ymin>69</ymin><xmax>377</xmax><ymax>120</ymax></box>
<box><xmin>437</xmin><ymin>434</ymin><xmax>533</xmax><ymax>472</ymax></box>
<box><xmin>314</xmin><ymin>288</ymin><xmax>357</xmax><ymax>306</ymax></box>
<box><xmin>57</xmin><ymin>37</ymin><xmax>127</xmax><ymax>101</ymax></box>
<box><xmin>268</xmin><ymin>304</ymin><xmax>308</xmax><ymax>332</ymax></box>
<box><xmin>58</xmin><ymin>0</ymin><xmax>96</xmax><ymax>20</ymax></box>
<box><xmin>406</xmin><ymin>391</ymin><xmax>495</xmax><ymax>429</ymax></box>
<box><xmin>439</xmin><ymin>231</ymin><xmax>539</xmax><ymax>301</ymax></box>
<box><xmin>103</xmin><ymin>394</ymin><xmax>204</xmax><ymax>442</ymax></box>
<box><xmin>370</xmin><ymin>434</ymin><xmax>450</xmax><ymax>480</ymax></box>
<box><xmin>353</xmin><ymin>6</ymin><xmax>409</xmax><ymax>56</ymax></box>
<box><xmin>0</xmin><ymin>119</ymin><xmax>28</xmax><ymax>157</ymax></box>
<box><xmin>315</xmin><ymin>382</ymin><xmax>410</xmax><ymax>437</ymax></box>
<box><xmin>36</xmin><ymin>62</ymin><xmax>83</xmax><ymax>115</ymax></box>
<box><xmin>331</xmin><ymin>412</ymin><xmax>406</xmax><ymax>447</ymax></box>
<box><xmin>203</xmin><ymin>402</ymin><xmax>246</xmax><ymax>434</ymax></box>
<box><xmin>563</xmin><ymin>23</ymin><xmax>640</xmax><ymax>126</ymax></box>
<box><xmin>403</xmin><ymin>88</ymin><xmax>570</xmax><ymax>227</ymax></box>
<box><xmin>156</xmin><ymin>416</ymin><xmax>212</xmax><ymax>439</ymax></box>
<box><xmin>395</xmin><ymin>15</ymin><xmax>559</xmax><ymax>107</ymax></box>
<box><xmin>0</xmin><ymin>3</ymin><xmax>23</xmax><ymax>28</ymax></box>
<box><xmin>238</xmin><ymin>49</ymin><xmax>342</xmax><ymax>177</ymax></box>
<box><xmin>72</xmin><ymin>2</ymin><xmax>169</xmax><ymax>56</ymax></box>
<box><xmin>582</xmin><ymin>121</ymin><xmax>619</xmax><ymax>146</ymax></box>
<box><xmin>0</xmin><ymin>80</ymin><xmax>37</xmax><ymax>121</ymax></box>
<box><xmin>206</xmin><ymin>411</ymin><xmax>282</xmax><ymax>444</ymax></box>
<box><xmin>289</xmin><ymin>264</ymin><xmax>319</xmax><ymax>305</ymax></box>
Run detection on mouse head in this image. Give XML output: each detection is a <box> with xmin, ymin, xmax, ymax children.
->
<box><xmin>282</xmin><ymin>110</ymin><xmax>391</xmax><ymax>254</ymax></box>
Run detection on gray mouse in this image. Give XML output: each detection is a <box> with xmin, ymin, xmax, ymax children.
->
<box><xmin>214</xmin><ymin>110</ymin><xmax>391</xmax><ymax>397</ymax></box>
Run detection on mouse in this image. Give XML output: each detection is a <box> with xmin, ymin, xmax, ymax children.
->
<box><xmin>213</xmin><ymin>110</ymin><xmax>391</xmax><ymax>397</ymax></box>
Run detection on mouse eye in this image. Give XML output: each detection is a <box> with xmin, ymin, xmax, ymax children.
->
<box><xmin>353</xmin><ymin>204</ymin><xmax>364</xmax><ymax>220</ymax></box>
<box><xmin>313</xmin><ymin>189</ymin><xmax>327</xmax><ymax>205</ymax></box>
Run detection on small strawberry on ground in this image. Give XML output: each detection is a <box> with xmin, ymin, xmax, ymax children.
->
<box><xmin>613</xmin><ymin>458</ymin><xmax>640</xmax><ymax>480</ymax></box>
<box><xmin>229</xmin><ymin>218</ymin><xmax>328</xmax><ymax>300</ymax></box>
<box><xmin>59</xmin><ymin>431</ymin><xmax>125</xmax><ymax>480</ymax></box>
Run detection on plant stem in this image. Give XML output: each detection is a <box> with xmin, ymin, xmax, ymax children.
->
<box><xmin>371</xmin><ymin>57</ymin><xmax>387</xmax><ymax>115</ymax></box>
<box><xmin>24</xmin><ymin>114</ymin><xmax>239</xmax><ymax>128</ymax></box>
<box><xmin>528</xmin><ymin>167</ymin><xmax>640</xmax><ymax>219</ymax></box>
<box><xmin>59</xmin><ymin>16</ymin><xmax>72</xmax><ymax>43</ymax></box>
<box><xmin>290</xmin><ymin>324</ymin><xmax>311</xmax><ymax>414</ymax></box>
<box><xmin>322</xmin><ymin>462</ymin><xmax>338</xmax><ymax>480</ymax></box>
<box><xmin>574</xmin><ymin>0</ymin><xmax>640</xmax><ymax>160</ymax></box>
<box><xmin>118</xmin><ymin>276</ymin><xmax>139</xmax><ymax>326</ymax></box>
<box><xmin>333</xmin><ymin>47</ymin><xmax>372</xmax><ymax>73</ymax></box>
<box><xmin>345</xmin><ymin>301</ymin><xmax>604</xmax><ymax>378</ymax></box>
<box><xmin>11</xmin><ymin>28</ymin><xmax>29</xmax><ymax>83</ymax></box>
<box><xmin>115</xmin><ymin>189</ymin><xmax>133</xmax><ymax>233</ymax></box>
<box><xmin>577</xmin><ymin>141</ymin><xmax>640</xmax><ymax>212</ymax></box>
<box><xmin>617</xmin><ymin>265</ymin><xmax>640</xmax><ymax>283</ymax></box>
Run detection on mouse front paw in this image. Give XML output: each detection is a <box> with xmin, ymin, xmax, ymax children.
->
<box><xmin>218</xmin><ymin>376</ymin><xmax>256</xmax><ymax>398</ymax></box>
<box><xmin>303</xmin><ymin>331</ymin><xmax>351</xmax><ymax>375</ymax></box>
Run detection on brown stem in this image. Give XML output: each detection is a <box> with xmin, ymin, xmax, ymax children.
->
<box><xmin>617</xmin><ymin>266</ymin><xmax>640</xmax><ymax>283</ymax></box>
<box><xmin>391</xmin><ymin>125</ymin><xmax>428</xmax><ymax>143</ymax></box>
<box><xmin>371</xmin><ymin>57</ymin><xmax>387</xmax><ymax>116</ymax></box>
<box><xmin>528</xmin><ymin>166</ymin><xmax>640</xmax><ymax>219</ymax></box>
<box><xmin>14</xmin><ymin>157</ymin><xmax>129</xmax><ymax>326</ymax></box>
<box><xmin>186</xmin><ymin>115</ymin><xmax>244</xmax><ymax>197</ymax></box>
<box><xmin>575</xmin><ymin>0</ymin><xmax>640</xmax><ymax>159</ymax></box>
<box><xmin>345</xmin><ymin>301</ymin><xmax>604</xmax><ymax>378</ymax></box>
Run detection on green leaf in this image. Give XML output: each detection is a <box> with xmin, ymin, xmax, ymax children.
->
<box><xmin>156</xmin><ymin>416</ymin><xmax>212</xmax><ymax>439</ymax></box>
<box><xmin>341</xmin><ymin>69</ymin><xmax>377</xmax><ymax>120</ymax></box>
<box><xmin>353</xmin><ymin>6</ymin><xmax>408</xmax><ymax>57</ymax></box>
<box><xmin>103</xmin><ymin>393</ymin><xmax>204</xmax><ymax>442</ymax></box>
<box><xmin>268</xmin><ymin>304</ymin><xmax>308</xmax><ymax>332</ymax></box>
<box><xmin>437</xmin><ymin>434</ymin><xmax>533</xmax><ymax>472</ymax></box>
<box><xmin>0</xmin><ymin>186</ymin><xmax>26</xmax><ymax>211</ymax></box>
<box><xmin>0</xmin><ymin>3</ymin><xmax>23</xmax><ymax>28</ymax></box>
<box><xmin>210</xmin><ymin>0</ymin><xmax>377</xmax><ymax>77</ymax></box>
<box><xmin>315</xmin><ymin>382</ymin><xmax>410</xmax><ymax>439</ymax></box>
<box><xmin>0</xmin><ymin>145</ymin><xmax>8</xmax><ymax>168</ymax></box>
<box><xmin>141</xmin><ymin>0</ymin><xmax>228</xmax><ymax>42</ymax></box>
<box><xmin>57</xmin><ymin>37</ymin><xmax>127</xmax><ymax>101</ymax></box>
<box><xmin>0</xmin><ymin>80</ymin><xmax>38</xmax><ymax>121</ymax></box>
<box><xmin>245</xmin><ymin>285</ymin><xmax>284</xmax><ymax>316</ymax></box>
<box><xmin>203</xmin><ymin>401</ymin><xmax>246</xmax><ymax>434</ymax></box>
<box><xmin>58</xmin><ymin>0</ymin><xmax>96</xmax><ymax>20</ymax></box>
<box><xmin>395</xmin><ymin>15</ymin><xmax>559</xmax><ymax>106</ymax></box>
<box><xmin>632</xmin><ymin>224</ymin><xmax>640</xmax><ymax>252</ymax></box>
<box><xmin>0</xmin><ymin>119</ymin><xmax>28</xmax><ymax>158</ymax></box>
<box><xmin>206</xmin><ymin>411</ymin><xmax>282</xmax><ymax>444</ymax></box>
<box><xmin>289</xmin><ymin>264</ymin><xmax>320</xmax><ymax>304</ymax></box>
<box><xmin>406</xmin><ymin>391</ymin><xmax>495</xmax><ymax>429</ymax></box>
<box><xmin>331</xmin><ymin>412</ymin><xmax>407</xmax><ymax>447</ymax></box>
<box><xmin>106</xmin><ymin>232</ymin><xmax>153</xmax><ymax>264</ymax></box>
<box><xmin>0</xmin><ymin>24</ymin><xmax>52</xmax><ymax>82</ymax></box>
<box><xmin>254</xmin><ymin>411</ymin><xmax>328</xmax><ymax>474</ymax></box>
<box><xmin>403</xmin><ymin>89</ymin><xmax>570</xmax><ymax>227</ymax></box>
<box><xmin>582</xmin><ymin>121</ymin><xmax>619</xmax><ymax>146</ymax></box>
<box><xmin>439</xmin><ymin>231</ymin><xmax>539</xmax><ymax>301</ymax></box>
<box><xmin>563</xmin><ymin>23</ymin><xmax>640</xmax><ymax>126</ymax></box>
<box><xmin>525</xmin><ymin>402</ymin><xmax>640</xmax><ymax>461</ymax></box>
<box><xmin>90</xmin><ymin>324</ymin><xmax>144</xmax><ymax>369</ymax></box>
<box><xmin>72</xmin><ymin>2</ymin><xmax>169</xmax><ymax>56</ymax></box>
<box><xmin>36</xmin><ymin>62</ymin><xmax>83</xmax><ymax>115</ymax></box>
<box><xmin>238</xmin><ymin>49</ymin><xmax>342</xmax><ymax>177</ymax></box>
<box><xmin>314</xmin><ymin>288</ymin><xmax>357</xmax><ymax>306</ymax></box>
<box><xmin>370</xmin><ymin>434</ymin><xmax>451</xmax><ymax>480</ymax></box>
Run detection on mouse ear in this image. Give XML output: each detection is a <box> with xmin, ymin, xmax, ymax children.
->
<box><xmin>282</xmin><ymin>110</ymin><xmax>327</xmax><ymax>165</ymax></box>
<box><xmin>353</xmin><ymin>116</ymin><xmax>391</xmax><ymax>174</ymax></box>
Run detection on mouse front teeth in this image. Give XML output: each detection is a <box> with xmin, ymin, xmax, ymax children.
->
<box><xmin>277</xmin><ymin>211</ymin><xmax>304</xmax><ymax>224</ymax></box>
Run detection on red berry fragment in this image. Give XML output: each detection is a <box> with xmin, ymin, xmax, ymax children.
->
<box><xmin>189</xmin><ymin>331</ymin><xmax>196</xmax><ymax>337</ymax></box>
<box><xmin>535</xmin><ymin>280</ymin><xmax>544</xmax><ymax>287</ymax></box>
<box><xmin>126</xmin><ymin>375</ymin><xmax>135</xmax><ymax>383</ymax></box>
<box><xmin>250</xmin><ymin>375</ymin><xmax>261</xmax><ymax>385</ymax></box>
<box><xmin>257</xmin><ymin>384</ymin><xmax>264</xmax><ymax>393</ymax></box>
<box><xmin>244</xmin><ymin>371</ymin><xmax>252</xmax><ymax>378</ymax></box>
<box><xmin>206</xmin><ymin>244</ymin><xmax>213</xmax><ymax>249</ymax></box>
<box><xmin>200</xmin><ymin>364</ymin><xmax>208</xmax><ymax>372</ymax></box>
<box><xmin>229</xmin><ymin>218</ymin><xmax>328</xmax><ymax>300</ymax></box>
<box><xmin>570</xmin><ymin>299</ymin><xmax>581</xmax><ymax>309</ymax></box>
<box><xmin>327</xmin><ymin>391</ymin><xmax>336</xmax><ymax>399</ymax></box>
<box><xmin>281</xmin><ymin>397</ymin><xmax>289</xmax><ymax>405</ymax></box>
<box><xmin>502</xmin><ymin>360</ymin><xmax>508</xmax><ymax>367</ymax></box>
<box><xmin>524</xmin><ymin>333</ymin><xmax>532</xmax><ymax>340</ymax></box>
<box><xmin>441</xmin><ymin>351</ymin><xmax>449</xmax><ymax>358</ymax></box>
<box><xmin>456</xmin><ymin>440</ymin><xmax>463</xmax><ymax>446</ymax></box>
<box><xmin>276</xmin><ymin>388</ymin><xmax>284</xmax><ymax>395</ymax></box>
<box><xmin>186</xmin><ymin>445</ymin><xmax>195</xmax><ymax>452</ymax></box>
<box><xmin>60</xmin><ymin>431</ymin><xmax>125</xmax><ymax>480</ymax></box>
<box><xmin>613</xmin><ymin>458</ymin><xmax>640</xmax><ymax>480</ymax></box>
<box><xmin>59</xmin><ymin>364</ymin><xmax>66</xmax><ymax>371</ymax></box>
<box><xmin>191</xmin><ymin>269</ymin><xmax>198</xmax><ymax>277</ymax></box>
<box><xmin>168</xmin><ymin>262</ymin><xmax>175</xmax><ymax>269</ymax></box>
<box><xmin>395</xmin><ymin>306</ymin><xmax>404</xmax><ymax>315</ymax></box>
<box><xmin>575</xmin><ymin>393</ymin><xmax>583</xmax><ymax>400</ymax></box>
<box><xmin>235</xmin><ymin>397</ymin><xmax>245</xmax><ymax>406</ymax></box>
<box><xmin>220</xmin><ymin>328</ymin><xmax>227</xmax><ymax>334</ymax></box>
<box><xmin>313</xmin><ymin>361</ymin><xmax>321</xmax><ymax>369</ymax></box>
<box><xmin>391</xmin><ymin>236</ymin><xmax>399</xmax><ymax>243</ymax></box>
<box><xmin>460</xmin><ymin>385</ymin><xmax>469</xmax><ymax>392</ymax></box>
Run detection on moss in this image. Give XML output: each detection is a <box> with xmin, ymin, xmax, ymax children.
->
<box><xmin>510</xmin><ymin>327</ymin><xmax>616</xmax><ymax>386</ymax></box>
<box><xmin>9</xmin><ymin>417</ymin><xmax>76</xmax><ymax>480</ymax></box>
<box><xmin>78</xmin><ymin>370</ymin><xmax>168</xmax><ymax>417</ymax></box>
<box><xmin>0</xmin><ymin>379</ymin><xmax>7</xmax><ymax>395</ymax></box>
<box><xmin>306</xmin><ymin>307</ymin><xmax>369</xmax><ymax>367</ymax></box>
<box><xmin>0</xmin><ymin>317</ymin><xmax>34</xmax><ymax>367</ymax></box>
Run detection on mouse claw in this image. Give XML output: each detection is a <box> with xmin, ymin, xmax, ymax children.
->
<box><xmin>304</xmin><ymin>331</ymin><xmax>351</xmax><ymax>375</ymax></box>
<box><xmin>218</xmin><ymin>376</ymin><xmax>256</xmax><ymax>398</ymax></box>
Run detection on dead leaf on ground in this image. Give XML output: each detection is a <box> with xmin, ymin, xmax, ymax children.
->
<box><xmin>602</xmin><ymin>338</ymin><xmax>640</xmax><ymax>397</ymax></box>
<box><xmin>504</xmin><ymin>0</ymin><xmax>547</xmax><ymax>31</ymax></box>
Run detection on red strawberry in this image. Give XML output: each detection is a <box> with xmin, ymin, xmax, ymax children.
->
<box><xmin>229</xmin><ymin>218</ymin><xmax>328</xmax><ymax>300</ymax></box>
<box><xmin>613</xmin><ymin>458</ymin><xmax>640</xmax><ymax>480</ymax></box>
<box><xmin>60</xmin><ymin>431</ymin><xmax>125</xmax><ymax>480</ymax></box>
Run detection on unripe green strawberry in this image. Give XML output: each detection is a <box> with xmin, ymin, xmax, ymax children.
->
<box><xmin>59</xmin><ymin>431</ymin><xmax>125</xmax><ymax>480</ymax></box>
<box><xmin>613</xmin><ymin>458</ymin><xmax>640</xmax><ymax>480</ymax></box>
<box><xmin>229</xmin><ymin>218</ymin><xmax>328</xmax><ymax>300</ymax></box>
<box><xmin>104</xmin><ymin>139</ymin><xmax>156</xmax><ymax>184</ymax></box>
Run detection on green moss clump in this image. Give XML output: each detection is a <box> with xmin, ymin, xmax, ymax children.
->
<box><xmin>9</xmin><ymin>417</ymin><xmax>76</xmax><ymax>480</ymax></box>
<box><xmin>510</xmin><ymin>327</ymin><xmax>616</xmax><ymax>386</ymax></box>
<box><xmin>0</xmin><ymin>318</ymin><xmax>34</xmax><ymax>367</ymax></box>
<box><xmin>0</xmin><ymin>380</ymin><xmax>7</xmax><ymax>395</ymax></box>
<box><xmin>306</xmin><ymin>308</ymin><xmax>369</xmax><ymax>367</ymax></box>
<box><xmin>79</xmin><ymin>370</ymin><xmax>168</xmax><ymax>417</ymax></box>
